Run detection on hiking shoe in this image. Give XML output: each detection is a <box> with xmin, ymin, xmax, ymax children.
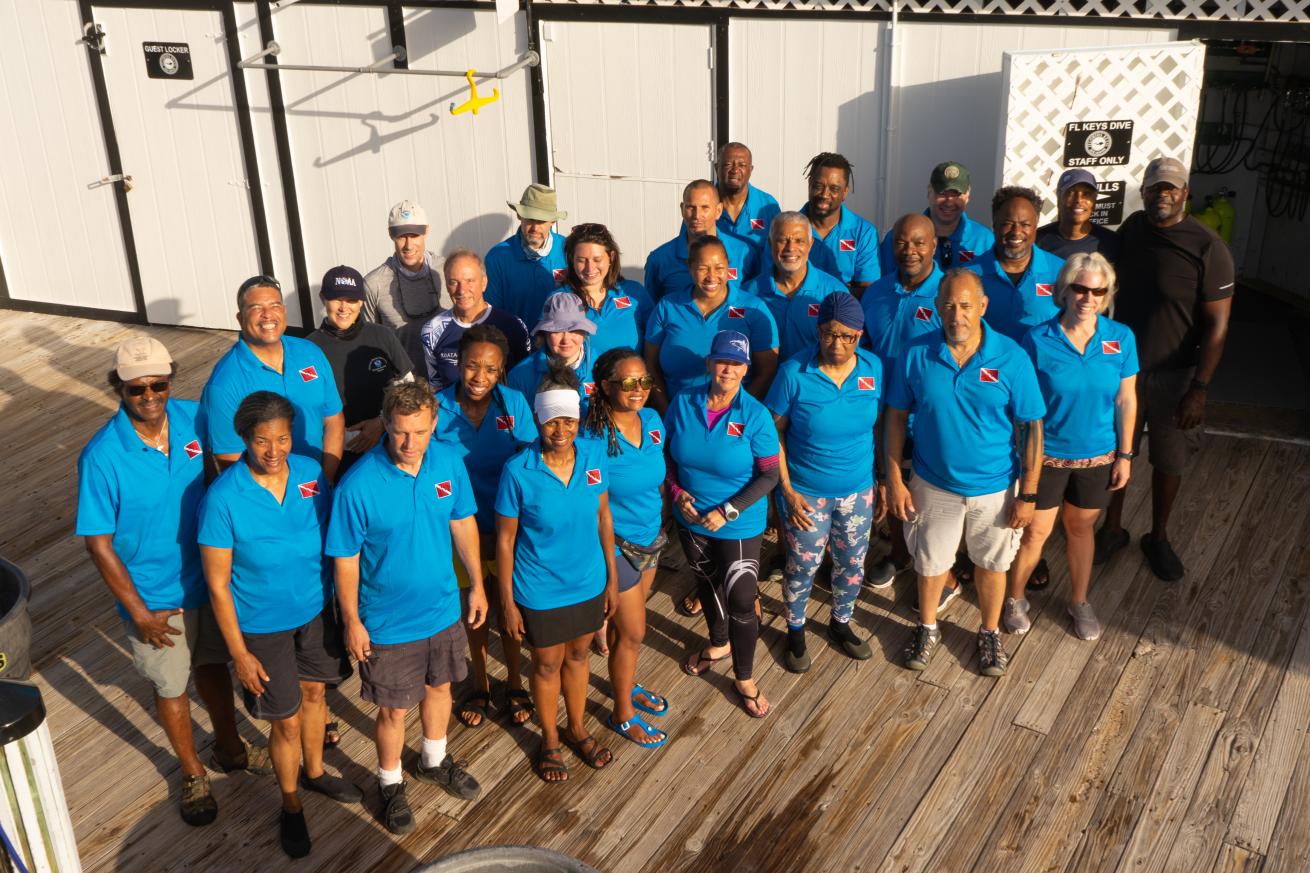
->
<box><xmin>379</xmin><ymin>781</ymin><xmax>416</xmax><ymax>835</ymax></box>
<box><xmin>784</xmin><ymin>627</ymin><xmax>811</xmax><ymax>673</ymax></box>
<box><xmin>1068</xmin><ymin>601</ymin><xmax>1102</xmax><ymax>641</ymax></box>
<box><xmin>279</xmin><ymin>809</ymin><xmax>311</xmax><ymax>859</ymax></box>
<box><xmin>414</xmin><ymin>754</ymin><xmax>481</xmax><ymax>800</ymax></box>
<box><xmin>918</xmin><ymin>583</ymin><xmax>960</xmax><ymax>621</ymax></box>
<box><xmin>1003</xmin><ymin>597</ymin><xmax>1032</xmax><ymax>635</ymax></box>
<box><xmin>210</xmin><ymin>740</ymin><xmax>273</xmax><ymax>776</ymax></box>
<box><xmin>1094</xmin><ymin>526</ymin><xmax>1130</xmax><ymax>565</ymax></box>
<box><xmin>977</xmin><ymin>629</ymin><xmax>1009</xmax><ymax>677</ymax></box>
<box><xmin>903</xmin><ymin>624</ymin><xmax>942</xmax><ymax>671</ymax></box>
<box><xmin>1141</xmin><ymin>535</ymin><xmax>1184</xmax><ymax>581</ymax></box>
<box><xmin>299</xmin><ymin>770</ymin><xmax>363</xmax><ymax>804</ymax></box>
<box><xmin>828</xmin><ymin>619</ymin><xmax>872</xmax><ymax>660</ymax></box>
<box><xmin>179</xmin><ymin>774</ymin><xmax>217</xmax><ymax>827</ymax></box>
<box><xmin>866</xmin><ymin>558</ymin><xmax>907</xmax><ymax>590</ymax></box>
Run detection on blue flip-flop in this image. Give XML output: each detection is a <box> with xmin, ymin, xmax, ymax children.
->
<box><xmin>631</xmin><ymin>683</ymin><xmax>669</xmax><ymax>717</ymax></box>
<box><xmin>606</xmin><ymin>714</ymin><xmax>667</xmax><ymax>749</ymax></box>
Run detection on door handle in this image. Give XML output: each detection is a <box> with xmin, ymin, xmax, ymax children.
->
<box><xmin>88</xmin><ymin>174</ymin><xmax>133</xmax><ymax>193</ymax></box>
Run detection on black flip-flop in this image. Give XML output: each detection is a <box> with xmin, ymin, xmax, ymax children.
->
<box><xmin>504</xmin><ymin>688</ymin><xmax>534</xmax><ymax>726</ymax></box>
<box><xmin>1025</xmin><ymin>557</ymin><xmax>1051</xmax><ymax>591</ymax></box>
<box><xmin>323</xmin><ymin>722</ymin><xmax>341</xmax><ymax>749</ymax></box>
<box><xmin>676</xmin><ymin>591</ymin><xmax>704</xmax><ymax>618</ymax></box>
<box><xmin>456</xmin><ymin>692</ymin><xmax>491</xmax><ymax>729</ymax></box>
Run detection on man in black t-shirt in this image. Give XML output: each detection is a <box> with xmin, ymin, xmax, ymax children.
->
<box><xmin>1035</xmin><ymin>169</ymin><xmax>1121</xmax><ymax>262</ymax></box>
<box><xmin>1096</xmin><ymin>157</ymin><xmax>1235</xmax><ymax>581</ymax></box>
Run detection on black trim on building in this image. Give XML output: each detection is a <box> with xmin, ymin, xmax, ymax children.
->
<box><xmin>525</xmin><ymin>1</ymin><xmax>551</xmax><ymax>184</ymax></box>
<box><xmin>385</xmin><ymin>3</ymin><xmax>410</xmax><ymax>70</ymax></box>
<box><xmin>221</xmin><ymin>3</ymin><xmax>276</xmax><ymax>276</ymax></box>
<box><xmin>714</xmin><ymin>17</ymin><xmax>730</xmax><ymax>148</ymax></box>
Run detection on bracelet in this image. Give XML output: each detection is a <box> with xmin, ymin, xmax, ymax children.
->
<box><xmin>1116</xmin><ymin>450</ymin><xmax>1137</xmax><ymax>460</ymax></box>
<box><xmin>1190</xmin><ymin>378</ymin><xmax>1209</xmax><ymax>392</ymax></box>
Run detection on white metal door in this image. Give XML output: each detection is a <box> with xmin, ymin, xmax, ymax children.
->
<box><xmin>94</xmin><ymin>6</ymin><xmax>263</xmax><ymax>329</ymax></box>
<box><xmin>998</xmin><ymin>41</ymin><xmax>1206</xmax><ymax>227</ymax></box>
<box><xmin>540</xmin><ymin>20</ymin><xmax>715</xmax><ymax>277</ymax></box>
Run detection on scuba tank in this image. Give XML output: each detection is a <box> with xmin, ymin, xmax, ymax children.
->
<box><xmin>1194</xmin><ymin>196</ymin><xmax>1223</xmax><ymax>234</ymax></box>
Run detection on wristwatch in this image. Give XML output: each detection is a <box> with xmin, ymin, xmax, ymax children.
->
<box><xmin>721</xmin><ymin>502</ymin><xmax>741</xmax><ymax>522</ymax></box>
<box><xmin>1018</xmin><ymin>492</ymin><xmax>1039</xmax><ymax>503</ymax></box>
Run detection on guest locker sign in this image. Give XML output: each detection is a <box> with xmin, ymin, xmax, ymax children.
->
<box><xmin>142</xmin><ymin>42</ymin><xmax>193</xmax><ymax>80</ymax></box>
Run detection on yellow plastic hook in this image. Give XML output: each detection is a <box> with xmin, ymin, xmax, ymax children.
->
<box><xmin>450</xmin><ymin>69</ymin><xmax>500</xmax><ymax>116</ymax></box>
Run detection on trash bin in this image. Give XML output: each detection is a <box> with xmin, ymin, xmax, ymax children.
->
<box><xmin>415</xmin><ymin>845</ymin><xmax>600</xmax><ymax>872</ymax></box>
<box><xmin>0</xmin><ymin>681</ymin><xmax>81</xmax><ymax>872</ymax></box>
<box><xmin>0</xmin><ymin>559</ymin><xmax>32</xmax><ymax>681</ymax></box>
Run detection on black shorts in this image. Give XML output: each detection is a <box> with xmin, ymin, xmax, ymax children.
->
<box><xmin>1139</xmin><ymin>368</ymin><xmax>1202</xmax><ymax>477</ymax></box>
<box><xmin>360</xmin><ymin>622</ymin><xmax>469</xmax><ymax>710</ymax></box>
<box><xmin>518</xmin><ymin>591</ymin><xmax>605</xmax><ymax>649</ymax></box>
<box><xmin>1036</xmin><ymin>463</ymin><xmax>1114</xmax><ymax>511</ymax></box>
<box><xmin>240</xmin><ymin>610</ymin><xmax>352</xmax><ymax>721</ymax></box>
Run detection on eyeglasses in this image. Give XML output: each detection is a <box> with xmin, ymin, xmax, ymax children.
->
<box><xmin>609</xmin><ymin>376</ymin><xmax>654</xmax><ymax>391</ymax></box>
<box><xmin>1068</xmin><ymin>283</ymin><xmax>1109</xmax><ymax>297</ymax></box>
<box><xmin>125</xmin><ymin>380</ymin><xmax>171</xmax><ymax>397</ymax></box>
<box><xmin>819</xmin><ymin>330</ymin><xmax>860</xmax><ymax>345</ymax></box>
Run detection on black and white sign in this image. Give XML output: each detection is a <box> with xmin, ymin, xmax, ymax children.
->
<box><xmin>1063</xmin><ymin>120</ymin><xmax>1133</xmax><ymax>168</ymax></box>
<box><xmin>142</xmin><ymin>42</ymin><xmax>193</xmax><ymax>80</ymax></box>
<box><xmin>1092</xmin><ymin>181</ymin><xmax>1125</xmax><ymax>226</ymax></box>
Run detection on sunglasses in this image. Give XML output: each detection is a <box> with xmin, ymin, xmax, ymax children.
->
<box><xmin>126</xmin><ymin>381</ymin><xmax>171</xmax><ymax>397</ymax></box>
<box><xmin>1068</xmin><ymin>283</ymin><xmax>1109</xmax><ymax>297</ymax></box>
<box><xmin>238</xmin><ymin>274</ymin><xmax>282</xmax><ymax>297</ymax></box>
<box><xmin>819</xmin><ymin>331</ymin><xmax>860</xmax><ymax>345</ymax></box>
<box><xmin>608</xmin><ymin>376</ymin><xmax>654</xmax><ymax>391</ymax></box>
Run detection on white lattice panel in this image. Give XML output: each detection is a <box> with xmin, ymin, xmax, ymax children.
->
<box><xmin>997</xmin><ymin>41</ymin><xmax>1206</xmax><ymax>227</ymax></box>
<box><xmin>534</xmin><ymin>0</ymin><xmax>1309</xmax><ymax>20</ymax></box>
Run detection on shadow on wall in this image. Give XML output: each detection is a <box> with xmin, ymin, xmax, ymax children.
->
<box><xmin>832</xmin><ymin>84</ymin><xmax>886</xmax><ymax>225</ymax></box>
<box><xmin>439</xmin><ymin>212</ymin><xmax>515</xmax><ymax>263</ymax></box>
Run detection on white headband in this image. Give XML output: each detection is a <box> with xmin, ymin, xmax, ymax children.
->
<box><xmin>534</xmin><ymin>389</ymin><xmax>580</xmax><ymax>423</ymax></box>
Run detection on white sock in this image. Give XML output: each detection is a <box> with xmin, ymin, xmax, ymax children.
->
<box><xmin>421</xmin><ymin>736</ymin><xmax>447</xmax><ymax>769</ymax></box>
<box><xmin>377</xmin><ymin>765</ymin><xmax>402</xmax><ymax>787</ymax></box>
<box><xmin>922</xmin><ymin>622</ymin><xmax>938</xmax><ymax>631</ymax></box>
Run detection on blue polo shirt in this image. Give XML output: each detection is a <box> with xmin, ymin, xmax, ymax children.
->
<box><xmin>197</xmin><ymin>454</ymin><xmax>332</xmax><ymax>635</ymax></box>
<box><xmin>861</xmin><ymin>266</ymin><xmax>944</xmax><ymax>373</ymax></box>
<box><xmin>199</xmin><ymin>336</ymin><xmax>343</xmax><ymax>460</ymax></box>
<box><xmin>578</xmin><ymin>407</ymin><xmax>666</xmax><ymax>550</ymax></box>
<box><xmin>766</xmin><ymin>349</ymin><xmax>883</xmax><ymax>498</ymax></box>
<box><xmin>495</xmin><ymin>440</ymin><xmax>609</xmax><ymax>610</ymax></box>
<box><xmin>646</xmin><ymin>288</ymin><xmax>778</xmax><ymax>398</ymax></box>
<box><xmin>505</xmin><ymin>347</ymin><xmax>595</xmax><ymax>407</ymax></box>
<box><xmin>76</xmin><ymin>400</ymin><xmax>209</xmax><ymax>618</ymax></box>
<box><xmin>742</xmin><ymin>265</ymin><xmax>848</xmax><ymax>362</ymax></box>
<box><xmin>325</xmin><ymin>440</ymin><xmax>477</xmax><ymax>644</ymax></box>
<box><xmin>643</xmin><ymin>229</ymin><xmax>759</xmax><ymax>303</ymax></box>
<box><xmin>547</xmin><ymin>280</ymin><xmax>653</xmax><ymax>362</ymax></box>
<box><xmin>887</xmin><ymin>327</ymin><xmax>1046</xmax><ymax>497</ymax></box>
<box><xmin>1022</xmin><ymin>316</ymin><xmax>1139</xmax><ymax>459</ymax></box>
<box><xmin>877</xmin><ymin>211</ymin><xmax>995</xmax><ymax>273</ymax></box>
<box><xmin>484</xmin><ymin>230</ymin><xmax>569</xmax><ymax>327</ymax></box>
<box><xmin>801</xmin><ymin>204</ymin><xmax>881</xmax><ymax>286</ymax></box>
<box><xmin>665</xmin><ymin>386</ymin><xmax>779</xmax><ymax>539</ymax></box>
<box><xmin>717</xmin><ymin>184</ymin><xmax>781</xmax><ymax>251</ymax></box>
<box><xmin>433</xmin><ymin>384</ymin><xmax>538</xmax><ymax>532</ymax></box>
<box><xmin>967</xmin><ymin>247</ymin><xmax>1066</xmax><ymax>342</ymax></box>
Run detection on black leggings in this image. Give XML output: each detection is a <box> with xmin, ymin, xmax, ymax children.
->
<box><xmin>678</xmin><ymin>527</ymin><xmax>763</xmax><ymax>680</ymax></box>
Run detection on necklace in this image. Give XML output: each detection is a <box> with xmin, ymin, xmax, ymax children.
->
<box><xmin>133</xmin><ymin>419</ymin><xmax>168</xmax><ymax>451</ymax></box>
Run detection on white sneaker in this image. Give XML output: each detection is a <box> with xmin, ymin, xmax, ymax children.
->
<box><xmin>1003</xmin><ymin>597</ymin><xmax>1031</xmax><ymax>635</ymax></box>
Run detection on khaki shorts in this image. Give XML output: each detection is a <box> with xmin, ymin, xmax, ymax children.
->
<box><xmin>123</xmin><ymin>605</ymin><xmax>230</xmax><ymax>699</ymax></box>
<box><xmin>905</xmin><ymin>478</ymin><xmax>1023</xmax><ymax>577</ymax></box>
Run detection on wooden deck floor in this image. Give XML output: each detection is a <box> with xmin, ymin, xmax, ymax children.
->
<box><xmin>4</xmin><ymin>310</ymin><xmax>1310</xmax><ymax>873</ymax></box>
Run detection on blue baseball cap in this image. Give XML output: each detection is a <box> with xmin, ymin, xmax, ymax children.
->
<box><xmin>708</xmin><ymin>329</ymin><xmax>750</xmax><ymax>364</ymax></box>
<box><xmin>1057</xmin><ymin>169</ymin><xmax>1098</xmax><ymax>194</ymax></box>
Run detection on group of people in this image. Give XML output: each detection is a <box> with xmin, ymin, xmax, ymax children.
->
<box><xmin>76</xmin><ymin>142</ymin><xmax>1234</xmax><ymax>858</ymax></box>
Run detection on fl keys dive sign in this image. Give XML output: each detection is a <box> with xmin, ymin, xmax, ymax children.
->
<box><xmin>1062</xmin><ymin>120</ymin><xmax>1133</xmax><ymax>168</ymax></box>
<box><xmin>142</xmin><ymin>42</ymin><xmax>194</xmax><ymax>80</ymax></box>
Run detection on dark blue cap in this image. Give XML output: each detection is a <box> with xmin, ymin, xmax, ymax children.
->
<box><xmin>708</xmin><ymin>329</ymin><xmax>750</xmax><ymax>364</ymax></box>
<box><xmin>320</xmin><ymin>265</ymin><xmax>365</xmax><ymax>300</ymax></box>
<box><xmin>1057</xmin><ymin>169</ymin><xmax>1098</xmax><ymax>194</ymax></box>
<box><xmin>818</xmin><ymin>291</ymin><xmax>863</xmax><ymax>331</ymax></box>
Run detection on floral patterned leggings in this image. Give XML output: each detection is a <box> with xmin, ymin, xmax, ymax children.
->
<box><xmin>778</xmin><ymin>487</ymin><xmax>875</xmax><ymax>629</ymax></box>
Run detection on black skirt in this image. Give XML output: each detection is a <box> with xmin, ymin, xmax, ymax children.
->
<box><xmin>518</xmin><ymin>591</ymin><xmax>605</xmax><ymax>649</ymax></box>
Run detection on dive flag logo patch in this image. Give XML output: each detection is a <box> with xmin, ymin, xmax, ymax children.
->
<box><xmin>613</xmin><ymin>296</ymin><xmax>632</xmax><ymax>309</ymax></box>
<box><xmin>858</xmin><ymin>376</ymin><xmax>876</xmax><ymax>391</ymax></box>
<box><xmin>584</xmin><ymin>382</ymin><xmax>596</xmax><ymax>396</ymax></box>
<box><xmin>297</xmin><ymin>481</ymin><xmax>319</xmax><ymax>499</ymax></box>
<box><xmin>750</xmin><ymin>218</ymin><xmax>765</xmax><ymax>231</ymax></box>
<box><xmin>552</xmin><ymin>268</ymin><xmax>567</xmax><ymax>284</ymax></box>
<box><xmin>495</xmin><ymin>415</ymin><xmax>515</xmax><ymax>431</ymax></box>
<box><xmin>727</xmin><ymin>267</ymin><xmax>739</xmax><ymax>281</ymax></box>
<box><xmin>958</xmin><ymin>249</ymin><xmax>975</xmax><ymax>263</ymax></box>
<box><xmin>838</xmin><ymin>239</ymin><xmax>856</xmax><ymax>252</ymax></box>
<box><xmin>435</xmin><ymin>480</ymin><xmax>452</xmax><ymax>499</ymax></box>
<box><xmin>727</xmin><ymin>307</ymin><xmax>746</xmax><ymax>319</ymax></box>
<box><xmin>726</xmin><ymin>421</ymin><xmax>745</xmax><ymax>437</ymax></box>
<box><xmin>808</xmin><ymin>303</ymin><xmax>821</xmax><ymax>317</ymax></box>
<box><xmin>1102</xmin><ymin>340</ymin><xmax>1121</xmax><ymax>355</ymax></box>
<box><xmin>183</xmin><ymin>440</ymin><xmax>203</xmax><ymax>459</ymax></box>
<box><xmin>914</xmin><ymin>306</ymin><xmax>934</xmax><ymax>322</ymax></box>
<box><xmin>299</xmin><ymin>366</ymin><xmax>318</xmax><ymax>382</ymax></box>
<box><xmin>979</xmin><ymin>368</ymin><xmax>1000</xmax><ymax>384</ymax></box>
<box><xmin>649</xmin><ymin>429</ymin><xmax>662</xmax><ymax>445</ymax></box>
<box><xmin>1035</xmin><ymin>283</ymin><xmax>1054</xmax><ymax>297</ymax></box>
<box><xmin>586</xmin><ymin>468</ymin><xmax>602</xmax><ymax>486</ymax></box>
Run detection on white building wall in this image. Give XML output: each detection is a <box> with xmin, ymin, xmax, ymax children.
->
<box><xmin>0</xmin><ymin>0</ymin><xmax>135</xmax><ymax>312</ymax></box>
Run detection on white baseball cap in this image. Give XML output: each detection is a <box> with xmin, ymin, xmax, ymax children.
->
<box><xmin>388</xmin><ymin>200</ymin><xmax>428</xmax><ymax>237</ymax></box>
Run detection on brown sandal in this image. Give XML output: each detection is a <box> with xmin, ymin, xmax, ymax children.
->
<box><xmin>682</xmin><ymin>648</ymin><xmax>729</xmax><ymax>677</ymax></box>
<box><xmin>535</xmin><ymin>744</ymin><xmax>568</xmax><ymax>783</ymax></box>
<box><xmin>562</xmin><ymin>732</ymin><xmax>613</xmax><ymax>770</ymax></box>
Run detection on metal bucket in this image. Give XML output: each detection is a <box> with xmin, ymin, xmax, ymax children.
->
<box><xmin>0</xmin><ymin>559</ymin><xmax>32</xmax><ymax>681</ymax></box>
<box><xmin>416</xmin><ymin>845</ymin><xmax>601</xmax><ymax>872</ymax></box>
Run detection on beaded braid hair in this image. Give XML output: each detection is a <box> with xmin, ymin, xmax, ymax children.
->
<box><xmin>584</xmin><ymin>346</ymin><xmax>644</xmax><ymax>458</ymax></box>
<box><xmin>804</xmin><ymin>152</ymin><xmax>855</xmax><ymax>187</ymax></box>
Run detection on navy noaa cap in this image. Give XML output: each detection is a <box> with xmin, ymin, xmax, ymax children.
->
<box><xmin>321</xmin><ymin>265</ymin><xmax>366</xmax><ymax>301</ymax></box>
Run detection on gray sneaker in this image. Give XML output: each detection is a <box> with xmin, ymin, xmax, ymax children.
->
<box><xmin>1003</xmin><ymin>597</ymin><xmax>1032</xmax><ymax>635</ymax></box>
<box><xmin>414</xmin><ymin>754</ymin><xmax>481</xmax><ymax>800</ymax></box>
<box><xmin>903</xmin><ymin>624</ymin><xmax>942</xmax><ymax>671</ymax></box>
<box><xmin>866</xmin><ymin>558</ymin><xmax>907</xmax><ymax>590</ymax></box>
<box><xmin>1068</xmin><ymin>601</ymin><xmax>1101</xmax><ymax>641</ymax></box>
<box><xmin>917</xmin><ymin>582</ymin><xmax>960</xmax><ymax>621</ymax></box>
<box><xmin>977</xmin><ymin>629</ymin><xmax>1009</xmax><ymax>677</ymax></box>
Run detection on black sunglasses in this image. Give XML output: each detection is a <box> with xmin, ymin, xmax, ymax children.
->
<box><xmin>126</xmin><ymin>381</ymin><xmax>171</xmax><ymax>397</ymax></box>
<box><xmin>1068</xmin><ymin>282</ymin><xmax>1109</xmax><ymax>297</ymax></box>
<box><xmin>238</xmin><ymin>274</ymin><xmax>281</xmax><ymax>296</ymax></box>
